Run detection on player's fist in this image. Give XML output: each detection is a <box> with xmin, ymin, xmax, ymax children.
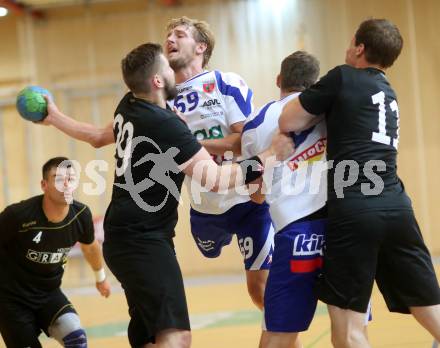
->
<box><xmin>38</xmin><ymin>95</ymin><xmax>61</xmax><ymax>126</ymax></box>
<box><xmin>270</xmin><ymin>131</ymin><xmax>295</xmax><ymax>161</ymax></box>
<box><xmin>96</xmin><ymin>279</ymin><xmax>111</xmax><ymax>298</ymax></box>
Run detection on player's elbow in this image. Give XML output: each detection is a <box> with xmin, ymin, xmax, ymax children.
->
<box><xmin>278</xmin><ymin>113</ymin><xmax>292</xmax><ymax>133</ymax></box>
<box><xmin>90</xmin><ymin>133</ymin><xmax>112</xmax><ymax>149</ymax></box>
<box><xmin>79</xmin><ymin>242</ymin><xmax>93</xmax><ymax>255</ymax></box>
<box><xmin>90</xmin><ymin>138</ymin><xmax>103</xmax><ymax>148</ymax></box>
<box><xmin>90</xmin><ymin>138</ymin><xmax>106</xmax><ymax>149</ymax></box>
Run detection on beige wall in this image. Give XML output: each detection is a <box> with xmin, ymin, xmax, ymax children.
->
<box><xmin>0</xmin><ymin>0</ymin><xmax>439</xmax><ymax>275</ymax></box>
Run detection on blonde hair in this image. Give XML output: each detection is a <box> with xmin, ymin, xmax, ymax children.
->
<box><xmin>166</xmin><ymin>16</ymin><xmax>215</xmax><ymax>68</ymax></box>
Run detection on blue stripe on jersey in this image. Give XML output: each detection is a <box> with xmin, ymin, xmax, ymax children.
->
<box><xmin>215</xmin><ymin>70</ymin><xmax>253</xmax><ymax>117</ymax></box>
<box><xmin>242</xmin><ymin>101</ymin><xmax>276</xmax><ymax>133</ymax></box>
<box><xmin>290</xmin><ymin>126</ymin><xmax>316</xmax><ymax>147</ymax></box>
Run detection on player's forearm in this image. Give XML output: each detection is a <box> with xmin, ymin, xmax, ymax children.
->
<box><xmin>217</xmin><ymin>155</ymin><xmax>273</xmax><ymax>192</ymax></box>
<box><xmin>199</xmin><ymin>133</ymin><xmax>242</xmax><ymax>156</ymax></box>
<box><xmin>80</xmin><ymin>240</ymin><xmax>104</xmax><ymax>271</ymax></box>
<box><xmin>215</xmin><ymin>133</ymin><xmax>293</xmax><ymax>191</ymax></box>
<box><xmin>181</xmin><ymin>148</ymin><xmax>244</xmax><ymax>192</ymax></box>
<box><xmin>279</xmin><ymin>97</ymin><xmax>316</xmax><ymax>133</ymax></box>
<box><xmin>183</xmin><ymin>139</ymin><xmax>292</xmax><ymax>193</ymax></box>
<box><xmin>48</xmin><ymin>111</ymin><xmax>113</xmax><ymax>148</ymax></box>
<box><xmin>196</xmin><ymin>162</ymin><xmax>243</xmax><ymax>192</ymax></box>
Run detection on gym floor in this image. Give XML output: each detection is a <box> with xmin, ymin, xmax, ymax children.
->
<box><xmin>35</xmin><ymin>259</ymin><xmax>439</xmax><ymax>348</ymax></box>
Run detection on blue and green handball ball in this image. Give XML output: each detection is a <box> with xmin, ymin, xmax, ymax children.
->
<box><xmin>16</xmin><ymin>86</ymin><xmax>53</xmax><ymax>122</ymax></box>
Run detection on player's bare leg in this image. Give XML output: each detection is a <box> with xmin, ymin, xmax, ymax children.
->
<box><xmin>410</xmin><ymin>304</ymin><xmax>440</xmax><ymax>342</ymax></box>
<box><xmin>246</xmin><ymin>269</ymin><xmax>269</xmax><ymax>310</ymax></box>
<box><xmin>144</xmin><ymin>329</ymin><xmax>191</xmax><ymax>348</ymax></box>
<box><xmin>259</xmin><ymin>331</ymin><xmax>302</xmax><ymax>348</ymax></box>
<box><xmin>328</xmin><ymin>305</ymin><xmax>371</xmax><ymax>348</ymax></box>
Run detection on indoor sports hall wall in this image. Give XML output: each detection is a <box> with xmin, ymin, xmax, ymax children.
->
<box><xmin>0</xmin><ymin>0</ymin><xmax>439</xmax><ymax>275</ymax></box>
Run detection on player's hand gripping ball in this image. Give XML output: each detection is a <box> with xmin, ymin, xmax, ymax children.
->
<box><xmin>16</xmin><ymin>86</ymin><xmax>53</xmax><ymax>122</ymax></box>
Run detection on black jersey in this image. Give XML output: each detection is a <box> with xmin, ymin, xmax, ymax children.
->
<box><xmin>0</xmin><ymin>195</ymin><xmax>94</xmax><ymax>293</ymax></box>
<box><xmin>104</xmin><ymin>93</ymin><xmax>202</xmax><ymax>241</ymax></box>
<box><xmin>299</xmin><ymin>65</ymin><xmax>411</xmax><ymax>215</ymax></box>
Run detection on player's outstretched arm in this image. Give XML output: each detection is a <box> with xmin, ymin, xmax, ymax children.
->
<box><xmin>80</xmin><ymin>240</ymin><xmax>111</xmax><ymax>298</ymax></box>
<box><xmin>40</xmin><ymin>96</ymin><xmax>114</xmax><ymax>148</ymax></box>
<box><xmin>199</xmin><ymin>121</ymin><xmax>243</xmax><ymax>156</ymax></box>
<box><xmin>179</xmin><ymin>147</ymin><xmax>241</xmax><ymax>192</ymax></box>
<box><xmin>180</xmin><ymin>132</ymin><xmax>294</xmax><ymax>192</ymax></box>
<box><xmin>279</xmin><ymin>97</ymin><xmax>318</xmax><ymax>133</ymax></box>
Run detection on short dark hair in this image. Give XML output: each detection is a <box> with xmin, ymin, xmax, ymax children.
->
<box><xmin>280</xmin><ymin>51</ymin><xmax>320</xmax><ymax>92</ymax></box>
<box><xmin>121</xmin><ymin>43</ymin><xmax>163</xmax><ymax>94</ymax></box>
<box><xmin>355</xmin><ymin>18</ymin><xmax>403</xmax><ymax>68</ymax></box>
<box><xmin>42</xmin><ymin>157</ymin><xmax>72</xmax><ymax>179</ymax></box>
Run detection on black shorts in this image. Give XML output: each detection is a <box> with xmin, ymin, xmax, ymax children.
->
<box><xmin>104</xmin><ymin>236</ymin><xmax>190</xmax><ymax>347</ymax></box>
<box><xmin>317</xmin><ymin>209</ymin><xmax>440</xmax><ymax>313</ymax></box>
<box><xmin>0</xmin><ymin>288</ymin><xmax>75</xmax><ymax>348</ymax></box>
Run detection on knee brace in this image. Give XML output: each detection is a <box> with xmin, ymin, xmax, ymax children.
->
<box><xmin>62</xmin><ymin>328</ymin><xmax>87</xmax><ymax>348</ymax></box>
<box><xmin>48</xmin><ymin>312</ymin><xmax>87</xmax><ymax>347</ymax></box>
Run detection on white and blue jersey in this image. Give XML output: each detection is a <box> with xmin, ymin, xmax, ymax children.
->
<box><xmin>242</xmin><ymin>94</ymin><xmax>371</xmax><ymax>331</ymax></box>
<box><xmin>173</xmin><ymin>71</ymin><xmax>273</xmax><ymax>271</ymax></box>
<box><xmin>173</xmin><ymin>70</ymin><xmax>253</xmax><ymax>215</ymax></box>
<box><xmin>242</xmin><ymin>92</ymin><xmax>328</xmax><ymax>332</ymax></box>
<box><xmin>242</xmin><ymin>92</ymin><xmax>327</xmax><ymax>231</ymax></box>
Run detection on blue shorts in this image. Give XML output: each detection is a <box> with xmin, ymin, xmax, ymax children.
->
<box><xmin>264</xmin><ymin>218</ymin><xmax>326</xmax><ymax>333</ymax></box>
<box><xmin>190</xmin><ymin>201</ymin><xmax>274</xmax><ymax>270</ymax></box>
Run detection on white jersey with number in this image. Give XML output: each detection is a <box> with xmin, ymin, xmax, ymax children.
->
<box><xmin>241</xmin><ymin>93</ymin><xmax>327</xmax><ymax>232</ymax></box>
<box><xmin>172</xmin><ymin>70</ymin><xmax>253</xmax><ymax>214</ymax></box>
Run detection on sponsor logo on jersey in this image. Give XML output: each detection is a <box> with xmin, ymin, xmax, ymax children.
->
<box><xmin>196</xmin><ymin>237</ymin><xmax>215</xmax><ymax>252</ymax></box>
<box><xmin>202</xmin><ymin>99</ymin><xmax>221</xmax><ymax>107</ymax></box>
<box><xmin>193</xmin><ymin>125</ymin><xmax>224</xmax><ymax>141</ymax></box>
<box><xmin>193</xmin><ymin>126</ymin><xmax>226</xmax><ymax>164</ymax></box>
<box><xmin>177</xmin><ymin>86</ymin><xmax>192</xmax><ymax>94</ymax></box>
<box><xmin>26</xmin><ymin>249</ymin><xmax>68</xmax><ymax>264</ymax></box>
<box><xmin>293</xmin><ymin>233</ymin><xmax>324</xmax><ymax>256</ymax></box>
<box><xmin>287</xmin><ymin>138</ymin><xmax>326</xmax><ymax>171</ymax></box>
<box><xmin>200</xmin><ymin>111</ymin><xmax>224</xmax><ymax>119</ymax></box>
<box><xmin>22</xmin><ymin>221</ymin><xmax>37</xmax><ymax>228</ymax></box>
<box><xmin>57</xmin><ymin>247</ymin><xmax>72</xmax><ymax>253</ymax></box>
<box><xmin>202</xmin><ymin>81</ymin><xmax>215</xmax><ymax>93</ymax></box>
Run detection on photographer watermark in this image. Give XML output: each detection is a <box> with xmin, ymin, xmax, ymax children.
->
<box><xmin>54</xmin><ymin>136</ymin><xmax>387</xmax><ymax>212</ymax></box>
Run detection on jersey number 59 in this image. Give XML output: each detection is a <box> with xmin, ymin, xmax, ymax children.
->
<box><xmin>238</xmin><ymin>237</ymin><xmax>254</xmax><ymax>260</ymax></box>
<box><xmin>174</xmin><ymin>91</ymin><xmax>199</xmax><ymax>113</ymax></box>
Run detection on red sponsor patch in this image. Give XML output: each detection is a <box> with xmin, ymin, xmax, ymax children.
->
<box><xmin>287</xmin><ymin>138</ymin><xmax>327</xmax><ymax>171</ymax></box>
<box><xmin>203</xmin><ymin>82</ymin><xmax>215</xmax><ymax>93</ymax></box>
<box><xmin>290</xmin><ymin>257</ymin><xmax>323</xmax><ymax>273</ymax></box>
